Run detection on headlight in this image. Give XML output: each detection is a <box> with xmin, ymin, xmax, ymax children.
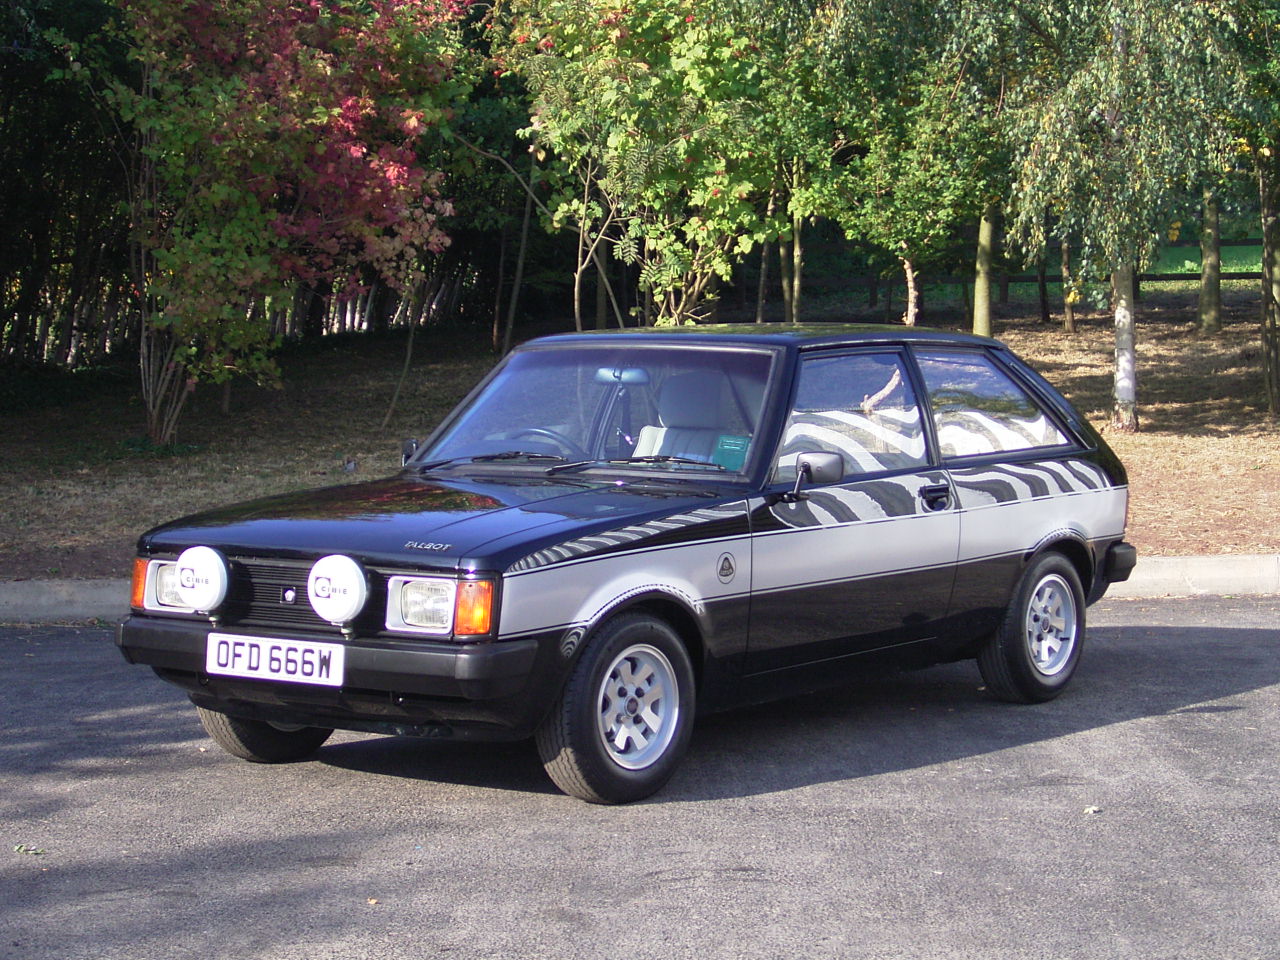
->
<box><xmin>385</xmin><ymin>576</ymin><xmax>494</xmax><ymax>637</ymax></box>
<box><xmin>132</xmin><ymin>558</ymin><xmax>187</xmax><ymax>611</ymax></box>
<box><xmin>155</xmin><ymin>562</ymin><xmax>185</xmax><ymax>607</ymax></box>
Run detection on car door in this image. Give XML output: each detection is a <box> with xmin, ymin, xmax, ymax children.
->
<box><xmin>745</xmin><ymin>348</ymin><xmax>960</xmax><ymax>674</ymax></box>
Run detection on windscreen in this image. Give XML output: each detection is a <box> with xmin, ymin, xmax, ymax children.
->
<box><xmin>423</xmin><ymin>345</ymin><xmax>774</xmax><ymax>475</ymax></box>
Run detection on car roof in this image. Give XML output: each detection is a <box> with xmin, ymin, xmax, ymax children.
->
<box><xmin>523</xmin><ymin>322</ymin><xmax>1003</xmax><ymax>351</ymax></box>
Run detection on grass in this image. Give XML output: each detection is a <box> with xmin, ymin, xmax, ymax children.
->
<box><xmin>1</xmin><ymin>292</ymin><xmax>1277</xmax><ymax>580</ymax></box>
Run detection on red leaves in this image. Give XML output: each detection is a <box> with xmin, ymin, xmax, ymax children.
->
<box><xmin>131</xmin><ymin>0</ymin><xmax>469</xmax><ymax>294</ymax></box>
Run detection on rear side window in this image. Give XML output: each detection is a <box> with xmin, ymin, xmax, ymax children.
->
<box><xmin>915</xmin><ymin>351</ymin><xmax>1070</xmax><ymax>458</ymax></box>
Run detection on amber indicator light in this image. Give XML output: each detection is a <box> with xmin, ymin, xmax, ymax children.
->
<box><xmin>454</xmin><ymin>580</ymin><xmax>493</xmax><ymax>636</ymax></box>
<box><xmin>130</xmin><ymin>558</ymin><xmax>149</xmax><ymax>610</ymax></box>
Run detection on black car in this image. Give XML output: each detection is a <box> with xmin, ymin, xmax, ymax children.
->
<box><xmin>118</xmin><ymin>325</ymin><xmax>1136</xmax><ymax>803</ymax></box>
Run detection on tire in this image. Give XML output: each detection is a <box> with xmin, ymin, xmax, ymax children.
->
<box><xmin>196</xmin><ymin>706</ymin><xmax>333</xmax><ymax>763</ymax></box>
<box><xmin>536</xmin><ymin>613</ymin><xmax>695</xmax><ymax>804</ymax></box>
<box><xmin>978</xmin><ymin>552</ymin><xmax>1086</xmax><ymax>704</ymax></box>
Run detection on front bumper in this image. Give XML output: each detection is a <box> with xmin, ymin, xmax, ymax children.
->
<box><xmin>117</xmin><ymin>616</ymin><xmax>559</xmax><ymax>739</ymax></box>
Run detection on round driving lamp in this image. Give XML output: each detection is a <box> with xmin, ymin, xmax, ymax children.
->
<box><xmin>173</xmin><ymin>546</ymin><xmax>230</xmax><ymax>614</ymax></box>
<box><xmin>307</xmin><ymin>554</ymin><xmax>369</xmax><ymax>626</ymax></box>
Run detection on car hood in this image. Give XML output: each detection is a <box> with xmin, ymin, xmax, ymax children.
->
<box><xmin>139</xmin><ymin>473</ymin><xmax>727</xmax><ymax>572</ymax></box>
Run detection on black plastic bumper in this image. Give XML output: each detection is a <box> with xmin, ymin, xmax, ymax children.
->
<box><xmin>1103</xmin><ymin>541</ymin><xmax>1138</xmax><ymax>583</ymax></box>
<box><xmin>117</xmin><ymin>616</ymin><xmax>557</xmax><ymax>738</ymax></box>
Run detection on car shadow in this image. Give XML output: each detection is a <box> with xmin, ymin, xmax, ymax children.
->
<box><xmin>318</xmin><ymin>735</ymin><xmax>558</xmax><ymax>796</ymax></box>
<box><xmin>308</xmin><ymin>621</ymin><xmax>1279</xmax><ymax>802</ymax></box>
<box><xmin>665</xmin><ymin>622</ymin><xmax>1279</xmax><ymax>802</ymax></box>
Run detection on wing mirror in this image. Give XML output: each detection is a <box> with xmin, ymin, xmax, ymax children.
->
<box><xmin>777</xmin><ymin>451</ymin><xmax>843</xmax><ymax>503</ymax></box>
<box><xmin>401</xmin><ymin>438</ymin><xmax>419</xmax><ymax>466</ymax></box>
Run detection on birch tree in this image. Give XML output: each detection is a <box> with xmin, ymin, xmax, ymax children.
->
<box><xmin>966</xmin><ymin>0</ymin><xmax>1242</xmax><ymax>431</ymax></box>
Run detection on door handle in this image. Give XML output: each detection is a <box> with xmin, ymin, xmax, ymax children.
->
<box><xmin>918</xmin><ymin>482</ymin><xmax>952</xmax><ymax>511</ymax></box>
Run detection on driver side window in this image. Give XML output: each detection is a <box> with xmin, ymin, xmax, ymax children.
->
<box><xmin>773</xmin><ymin>352</ymin><xmax>928</xmax><ymax>482</ymax></box>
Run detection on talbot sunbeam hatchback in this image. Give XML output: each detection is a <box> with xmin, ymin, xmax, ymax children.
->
<box><xmin>118</xmin><ymin>325</ymin><xmax>1136</xmax><ymax>803</ymax></box>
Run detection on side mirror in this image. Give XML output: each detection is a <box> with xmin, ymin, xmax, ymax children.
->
<box><xmin>777</xmin><ymin>451</ymin><xmax>843</xmax><ymax>503</ymax></box>
<box><xmin>797</xmin><ymin>451</ymin><xmax>843</xmax><ymax>485</ymax></box>
<box><xmin>401</xmin><ymin>438</ymin><xmax>419</xmax><ymax>466</ymax></box>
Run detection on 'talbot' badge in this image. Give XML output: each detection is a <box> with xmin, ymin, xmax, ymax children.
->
<box><xmin>716</xmin><ymin>552</ymin><xmax>736</xmax><ymax>584</ymax></box>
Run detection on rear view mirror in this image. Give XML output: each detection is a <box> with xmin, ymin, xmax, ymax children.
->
<box><xmin>595</xmin><ymin>367</ymin><xmax>650</xmax><ymax>385</ymax></box>
<box><xmin>401</xmin><ymin>438</ymin><xmax>419</xmax><ymax>466</ymax></box>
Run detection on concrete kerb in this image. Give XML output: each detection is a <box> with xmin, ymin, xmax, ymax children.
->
<box><xmin>1104</xmin><ymin>554</ymin><xmax>1280</xmax><ymax>600</ymax></box>
<box><xmin>0</xmin><ymin>578</ymin><xmax>132</xmax><ymax>624</ymax></box>
<box><xmin>1</xmin><ymin>555</ymin><xmax>1278</xmax><ymax>625</ymax></box>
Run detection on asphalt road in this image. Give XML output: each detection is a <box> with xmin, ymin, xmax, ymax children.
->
<box><xmin>2</xmin><ymin>597</ymin><xmax>1278</xmax><ymax>960</ymax></box>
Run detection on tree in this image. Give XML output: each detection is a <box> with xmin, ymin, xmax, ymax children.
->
<box><xmin>976</xmin><ymin>0</ymin><xmax>1243</xmax><ymax>431</ymax></box>
<box><xmin>82</xmin><ymin>0</ymin><xmax>471</xmax><ymax>443</ymax></box>
<box><xmin>2</xmin><ymin>0</ymin><xmax>132</xmax><ymax>368</ymax></box>
<box><xmin>843</xmin><ymin>58</ymin><xmax>991</xmax><ymax>325</ymax></box>
<box><xmin>498</xmin><ymin>0</ymin><xmax>792</xmax><ymax>326</ymax></box>
<box><xmin>1235</xmin><ymin>0</ymin><xmax>1280</xmax><ymax>416</ymax></box>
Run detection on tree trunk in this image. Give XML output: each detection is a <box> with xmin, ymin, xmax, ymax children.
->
<box><xmin>1061</xmin><ymin>239</ymin><xmax>1077</xmax><ymax>334</ymax></box>
<box><xmin>381</xmin><ymin>289</ymin><xmax>419</xmax><ymax>430</ymax></box>
<box><xmin>140</xmin><ymin>319</ymin><xmax>192</xmax><ymax>445</ymax></box>
<box><xmin>1037</xmin><ymin>256</ymin><xmax>1050</xmax><ymax>324</ymax></box>
<box><xmin>503</xmin><ymin>178</ymin><xmax>535</xmax><ymax>354</ymax></box>
<box><xmin>778</xmin><ymin>235</ymin><xmax>795</xmax><ymax>325</ymax></box>
<box><xmin>491</xmin><ymin>222</ymin><xmax>508</xmax><ymax>350</ymax></box>
<box><xmin>705</xmin><ymin>271</ymin><xmax>720</xmax><ymax>325</ymax></box>
<box><xmin>1199</xmin><ymin>188</ymin><xmax>1222</xmax><ymax>335</ymax></box>
<box><xmin>595</xmin><ymin>257</ymin><xmax>609</xmax><ymax>329</ymax></box>
<box><xmin>1111</xmin><ymin>263</ymin><xmax>1139</xmax><ymax>432</ymax></box>
<box><xmin>900</xmin><ymin>257</ymin><xmax>919</xmax><ymax>326</ymax></box>
<box><xmin>755</xmin><ymin>241</ymin><xmax>770</xmax><ymax>323</ymax></box>
<box><xmin>973</xmin><ymin>201</ymin><xmax>997</xmax><ymax>337</ymax></box>
<box><xmin>790</xmin><ymin>207</ymin><xmax>804</xmax><ymax>323</ymax></box>
<box><xmin>1259</xmin><ymin>154</ymin><xmax>1280</xmax><ymax>417</ymax></box>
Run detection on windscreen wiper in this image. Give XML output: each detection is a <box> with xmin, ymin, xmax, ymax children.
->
<box><xmin>545</xmin><ymin>455</ymin><xmax>725</xmax><ymax>475</ymax></box>
<box><xmin>416</xmin><ymin>451</ymin><xmax>567</xmax><ymax>471</ymax></box>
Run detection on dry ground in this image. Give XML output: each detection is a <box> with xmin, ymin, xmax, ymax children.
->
<box><xmin>1</xmin><ymin>290</ymin><xmax>1276</xmax><ymax>581</ymax></box>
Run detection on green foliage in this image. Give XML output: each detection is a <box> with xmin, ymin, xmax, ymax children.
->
<box><xmin>498</xmin><ymin>0</ymin><xmax>785</xmax><ymax>324</ymax></box>
<box><xmin>966</xmin><ymin>0</ymin><xmax>1246</xmax><ymax>276</ymax></box>
<box><xmin>53</xmin><ymin>0</ymin><xmax>474</xmax><ymax>441</ymax></box>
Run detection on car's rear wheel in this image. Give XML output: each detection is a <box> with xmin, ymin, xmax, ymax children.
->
<box><xmin>536</xmin><ymin>613</ymin><xmax>695</xmax><ymax>803</ymax></box>
<box><xmin>196</xmin><ymin>706</ymin><xmax>333</xmax><ymax>762</ymax></box>
<box><xmin>978</xmin><ymin>552</ymin><xmax>1085</xmax><ymax>703</ymax></box>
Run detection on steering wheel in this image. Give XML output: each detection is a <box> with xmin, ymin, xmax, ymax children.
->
<box><xmin>510</xmin><ymin>427</ymin><xmax>590</xmax><ymax>461</ymax></box>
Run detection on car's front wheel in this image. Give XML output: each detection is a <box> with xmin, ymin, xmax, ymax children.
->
<box><xmin>536</xmin><ymin>613</ymin><xmax>695</xmax><ymax>803</ymax></box>
<box><xmin>196</xmin><ymin>706</ymin><xmax>333</xmax><ymax>763</ymax></box>
<box><xmin>978</xmin><ymin>552</ymin><xmax>1085</xmax><ymax>703</ymax></box>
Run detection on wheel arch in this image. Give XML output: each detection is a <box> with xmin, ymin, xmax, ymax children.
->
<box><xmin>622</xmin><ymin>595</ymin><xmax>708</xmax><ymax>689</ymax></box>
<box><xmin>573</xmin><ymin>588</ymin><xmax>708</xmax><ymax>691</ymax></box>
<box><xmin>1028</xmin><ymin>533</ymin><xmax>1093</xmax><ymax>592</ymax></box>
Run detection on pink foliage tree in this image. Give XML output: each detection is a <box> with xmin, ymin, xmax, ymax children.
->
<box><xmin>118</xmin><ymin>0</ymin><xmax>472</xmax><ymax>441</ymax></box>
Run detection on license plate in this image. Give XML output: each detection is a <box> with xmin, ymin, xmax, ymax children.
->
<box><xmin>206</xmin><ymin>633</ymin><xmax>345</xmax><ymax>687</ymax></box>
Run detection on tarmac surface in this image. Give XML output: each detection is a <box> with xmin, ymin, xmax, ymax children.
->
<box><xmin>2</xmin><ymin>596</ymin><xmax>1277</xmax><ymax>960</ymax></box>
<box><xmin>1</xmin><ymin>554</ymin><xmax>1277</xmax><ymax>623</ymax></box>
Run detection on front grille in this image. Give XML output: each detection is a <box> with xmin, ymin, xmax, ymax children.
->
<box><xmin>221</xmin><ymin>557</ymin><xmax>386</xmax><ymax>634</ymax></box>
